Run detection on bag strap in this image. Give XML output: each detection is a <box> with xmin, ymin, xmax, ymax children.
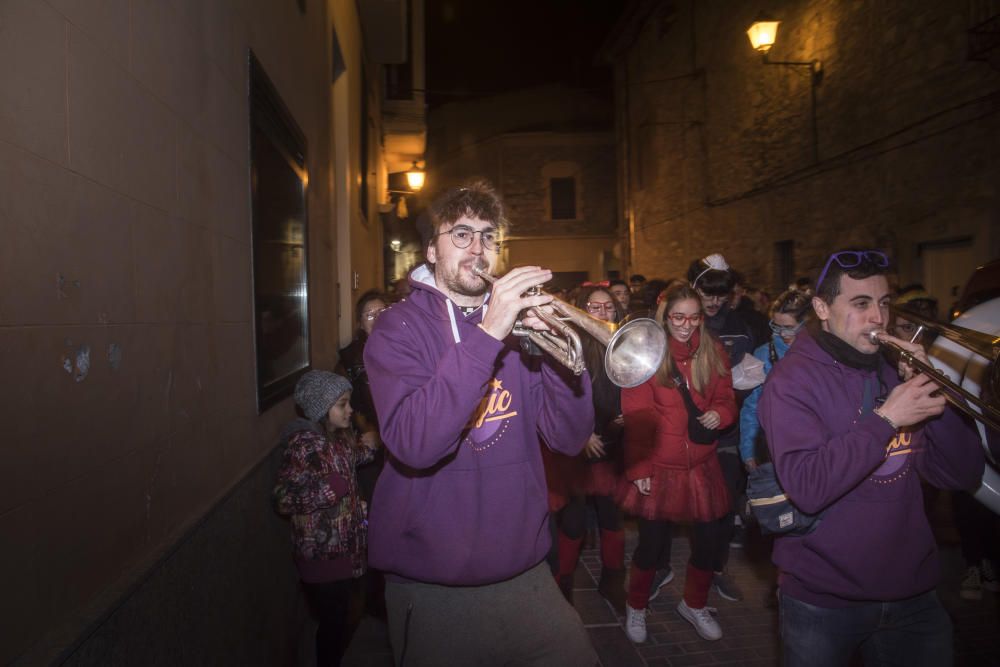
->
<box><xmin>672</xmin><ymin>370</ymin><xmax>704</xmax><ymax>418</ymax></box>
<box><xmin>768</xmin><ymin>340</ymin><xmax>778</xmax><ymax>364</ymax></box>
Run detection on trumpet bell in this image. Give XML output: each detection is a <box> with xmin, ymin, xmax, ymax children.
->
<box><xmin>604</xmin><ymin>318</ymin><xmax>668</xmax><ymax>388</ymax></box>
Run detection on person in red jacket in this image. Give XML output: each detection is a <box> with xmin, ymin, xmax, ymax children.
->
<box><xmin>618</xmin><ymin>283</ymin><xmax>737</xmax><ymax>644</ymax></box>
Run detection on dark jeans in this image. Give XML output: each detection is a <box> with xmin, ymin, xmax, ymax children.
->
<box><xmin>780</xmin><ymin>590</ymin><xmax>952</xmax><ymax>667</ymax></box>
<box><xmin>633</xmin><ymin>516</ymin><xmax>729</xmax><ymax>572</ymax></box>
<box><xmin>303</xmin><ymin>579</ymin><xmax>354</xmax><ymax>667</ymax></box>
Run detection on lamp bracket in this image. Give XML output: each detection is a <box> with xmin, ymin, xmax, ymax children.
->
<box><xmin>762</xmin><ymin>54</ymin><xmax>823</xmax><ymax>84</ymax></box>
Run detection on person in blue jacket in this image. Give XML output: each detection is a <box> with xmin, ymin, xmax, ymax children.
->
<box><xmin>738</xmin><ymin>289</ymin><xmax>813</xmax><ymax>470</ymax></box>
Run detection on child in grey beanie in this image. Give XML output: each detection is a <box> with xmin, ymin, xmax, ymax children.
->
<box><xmin>274</xmin><ymin>369</ymin><xmax>376</xmax><ymax>665</ymax></box>
<box><xmin>294</xmin><ymin>369</ymin><xmax>354</xmax><ymax>423</ymax></box>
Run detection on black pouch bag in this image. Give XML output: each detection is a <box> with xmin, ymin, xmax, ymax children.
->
<box><xmin>747</xmin><ymin>376</ymin><xmax>877</xmax><ymax>535</ymax></box>
<box><xmin>747</xmin><ymin>463</ymin><xmax>823</xmax><ymax>535</ymax></box>
<box><xmin>672</xmin><ymin>372</ymin><xmax>718</xmax><ymax>444</ymax></box>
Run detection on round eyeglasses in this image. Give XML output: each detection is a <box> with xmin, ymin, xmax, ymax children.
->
<box><xmin>586</xmin><ymin>302</ymin><xmax>617</xmax><ymax>315</ymax></box>
<box><xmin>433</xmin><ymin>225</ymin><xmax>502</xmax><ymax>251</ymax></box>
<box><xmin>667</xmin><ymin>313</ymin><xmax>703</xmax><ymax>326</ymax></box>
<box><xmin>364</xmin><ymin>307</ymin><xmax>386</xmax><ymax>322</ymax></box>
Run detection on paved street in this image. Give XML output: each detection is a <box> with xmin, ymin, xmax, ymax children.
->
<box><xmin>343</xmin><ymin>514</ymin><xmax>1000</xmax><ymax>666</ymax></box>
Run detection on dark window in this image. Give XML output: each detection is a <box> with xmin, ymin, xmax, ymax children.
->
<box><xmin>249</xmin><ymin>52</ymin><xmax>310</xmax><ymax>412</ymax></box>
<box><xmin>774</xmin><ymin>240</ymin><xmax>794</xmax><ymax>291</ymax></box>
<box><xmin>550</xmin><ymin>177</ymin><xmax>576</xmax><ymax>220</ymax></box>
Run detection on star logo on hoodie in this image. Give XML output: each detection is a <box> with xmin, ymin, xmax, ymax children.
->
<box><xmin>465</xmin><ymin>376</ymin><xmax>518</xmax><ymax>452</ymax></box>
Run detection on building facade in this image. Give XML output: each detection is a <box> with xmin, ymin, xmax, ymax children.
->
<box><xmin>603</xmin><ymin>0</ymin><xmax>1000</xmax><ymax>303</ymax></box>
<box><xmin>0</xmin><ymin>0</ymin><xmax>422</xmax><ymax>663</ymax></box>
<box><xmin>425</xmin><ymin>85</ymin><xmax>622</xmax><ymax>289</ymax></box>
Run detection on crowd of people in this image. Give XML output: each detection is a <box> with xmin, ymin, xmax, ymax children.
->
<box><xmin>270</xmin><ymin>181</ymin><xmax>993</xmax><ymax>667</ymax></box>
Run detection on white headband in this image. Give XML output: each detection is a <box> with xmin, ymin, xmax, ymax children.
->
<box><xmin>691</xmin><ymin>253</ymin><xmax>730</xmax><ymax>289</ymax></box>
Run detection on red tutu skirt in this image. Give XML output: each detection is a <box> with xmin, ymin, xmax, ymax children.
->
<box><xmin>543</xmin><ymin>448</ymin><xmax>624</xmax><ymax>510</ymax></box>
<box><xmin>615</xmin><ymin>455</ymin><xmax>730</xmax><ymax>522</ymax></box>
<box><xmin>575</xmin><ymin>460</ymin><xmax>621</xmax><ymax>497</ymax></box>
<box><xmin>542</xmin><ymin>446</ymin><xmax>581</xmax><ymax>512</ymax></box>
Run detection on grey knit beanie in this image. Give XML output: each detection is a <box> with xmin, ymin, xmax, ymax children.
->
<box><xmin>294</xmin><ymin>370</ymin><xmax>353</xmax><ymax>422</ymax></box>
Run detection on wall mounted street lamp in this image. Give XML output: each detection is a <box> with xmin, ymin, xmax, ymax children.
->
<box><xmin>747</xmin><ymin>12</ymin><xmax>823</xmax><ymax>162</ymax></box>
<box><xmin>405</xmin><ymin>161</ymin><xmax>425</xmax><ymax>191</ymax></box>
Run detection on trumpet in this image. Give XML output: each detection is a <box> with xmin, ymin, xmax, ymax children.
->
<box><xmin>472</xmin><ymin>267</ymin><xmax>667</xmax><ymax>388</ymax></box>
<box><xmin>868</xmin><ymin>305</ymin><xmax>1000</xmax><ymax>432</ymax></box>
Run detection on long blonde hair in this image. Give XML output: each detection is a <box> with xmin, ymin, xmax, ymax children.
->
<box><xmin>654</xmin><ymin>284</ymin><xmax>729</xmax><ymax>393</ymax></box>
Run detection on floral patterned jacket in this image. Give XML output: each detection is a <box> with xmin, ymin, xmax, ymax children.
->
<box><xmin>273</xmin><ymin>418</ymin><xmax>374</xmax><ymax>577</ymax></box>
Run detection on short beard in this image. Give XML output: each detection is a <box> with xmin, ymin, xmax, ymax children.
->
<box><xmin>445</xmin><ymin>273</ymin><xmax>487</xmax><ymax>297</ymax></box>
<box><xmin>434</xmin><ymin>262</ymin><xmax>488</xmax><ymax>299</ymax></box>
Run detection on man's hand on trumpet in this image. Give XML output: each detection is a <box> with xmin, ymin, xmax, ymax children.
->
<box><xmin>870</xmin><ymin>331</ymin><xmax>932</xmax><ymax>381</ymax></box>
<box><xmin>479</xmin><ymin>266</ymin><xmax>554</xmax><ymax>340</ymax></box>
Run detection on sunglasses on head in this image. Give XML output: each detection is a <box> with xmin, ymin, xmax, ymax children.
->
<box><xmin>815</xmin><ymin>250</ymin><xmax>889</xmax><ymax>292</ymax></box>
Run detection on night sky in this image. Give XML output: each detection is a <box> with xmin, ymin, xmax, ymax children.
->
<box><xmin>425</xmin><ymin>0</ymin><xmax>627</xmax><ymax>107</ymax></box>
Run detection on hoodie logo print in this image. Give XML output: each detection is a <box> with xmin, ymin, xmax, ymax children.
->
<box><xmin>465</xmin><ymin>378</ymin><xmax>518</xmax><ymax>452</ymax></box>
<box><xmin>871</xmin><ymin>430</ymin><xmax>916</xmax><ymax>482</ymax></box>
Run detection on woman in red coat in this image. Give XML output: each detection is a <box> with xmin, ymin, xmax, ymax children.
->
<box><xmin>618</xmin><ymin>283</ymin><xmax>736</xmax><ymax>644</ymax></box>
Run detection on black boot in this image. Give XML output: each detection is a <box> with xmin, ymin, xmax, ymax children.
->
<box><xmin>557</xmin><ymin>574</ymin><xmax>574</xmax><ymax>605</ymax></box>
<box><xmin>598</xmin><ymin>566</ymin><xmax>627</xmax><ymax>615</ymax></box>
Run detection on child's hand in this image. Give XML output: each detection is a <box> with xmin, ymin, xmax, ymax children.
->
<box><xmin>360</xmin><ymin>431</ymin><xmax>381</xmax><ymax>451</ymax></box>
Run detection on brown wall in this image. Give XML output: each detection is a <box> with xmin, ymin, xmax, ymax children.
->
<box><xmin>426</xmin><ymin>86</ymin><xmax>621</xmax><ymax>280</ymax></box>
<box><xmin>0</xmin><ymin>1</ymin><xmax>374</xmax><ymax>661</ymax></box>
<box><xmin>609</xmin><ymin>0</ymin><xmax>1000</xmax><ymax>296</ymax></box>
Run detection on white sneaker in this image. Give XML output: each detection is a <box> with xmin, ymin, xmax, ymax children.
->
<box><xmin>624</xmin><ymin>604</ymin><xmax>648</xmax><ymax>643</ymax></box>
<box><xmin>960</xmin><ymin>565</ymin><xmax>983</xmax><ymax>600</ymax></box>
<box><xmin>677</xmin><ymin>599</ymin><xmax>722</xmax><ymax>641</ymax></box>
<box><xmin>981</xmin><ymin>559</ymin><xmax>1000</xmax><ymax>593</ymax></box>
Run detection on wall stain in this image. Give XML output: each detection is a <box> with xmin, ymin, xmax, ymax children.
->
<box><xmin>61</xmin><ymin>344</ymin><xmax>91</xmax><ymax>382</ymax></box>
<box><xmin>108</xmin><ymin>343</ymin><xmax>122</xmax><ymax>371</ymax></box>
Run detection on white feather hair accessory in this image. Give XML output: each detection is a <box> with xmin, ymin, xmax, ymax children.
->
<box><xmin>692</xmin><ymin>253</ymin><xmax>730</xmax><ymax>288</ymax></box>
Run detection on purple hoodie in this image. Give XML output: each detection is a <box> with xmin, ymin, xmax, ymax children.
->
<box><xmin>759</xmin><ymin>330</ymin><xmax>984</xmax><ymax>607</ymax></box>
<box><xmin>363</xmin><ymin>265</ymin><xmax>593</xmax><ymax>585</ymax></box>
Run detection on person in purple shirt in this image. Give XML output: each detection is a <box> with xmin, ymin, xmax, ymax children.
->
<box><xmin>759</xmin><ymin>249</ymin><xmax>984</xmax><ymax>667</ymax></box>
<box><xmin>364</xmin><ymin>182</ymin><xmax>597</xmax><ymax>666</ymax></box>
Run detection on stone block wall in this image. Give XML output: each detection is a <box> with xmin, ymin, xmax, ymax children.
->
<box><xmin>611</xmin><ymin>0</ymin><xmax>1000</xmax><ymax>295</ymax></box>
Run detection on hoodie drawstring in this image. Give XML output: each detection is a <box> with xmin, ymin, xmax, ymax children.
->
<box><xmin>444</xmin><ymin>298</ymin><xmax>489</xmax><ymax>344</ymax></box>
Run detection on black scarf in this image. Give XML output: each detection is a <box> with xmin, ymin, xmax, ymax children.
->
<box><xmin>815</xmin><ymin>330</ymin><xmax>881</xmax><ymax>372</ymax></box>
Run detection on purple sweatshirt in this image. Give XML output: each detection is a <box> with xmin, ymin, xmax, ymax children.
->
<box><xmin>759</xmin><ymin>330</ymin><xmax>984</xmax><ymax>607</ymax></box>
<box><xmin>363</xmin><ymin>265</ymin><xmax>593</xmax><ymax>585</ymax></box>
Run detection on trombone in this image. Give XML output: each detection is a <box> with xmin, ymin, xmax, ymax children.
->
<box><xmin>473</xmin><ymin>267</ymin><xmax>667</xmax><ymax>388</ymax></box>
<box><xmin>869</xmin><ymin>305</ymin><xmax>1000</xmax><ymax>432</ymax></box>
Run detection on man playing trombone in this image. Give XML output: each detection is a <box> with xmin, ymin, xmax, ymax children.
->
<box><xmin>363</xmin><ymin>181</ymin><xmax>597</xmax><ymax>666</ymax></box>
<box><xmin>759</xmin><ymin>249</ymin><xmax>985</xmax><ymax>667</ymax></box>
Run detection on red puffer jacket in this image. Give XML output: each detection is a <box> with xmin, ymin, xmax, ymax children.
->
<box><xmin>622</xmin><ymin>332</ymin><xmax>736</xmax><ymax>481</ymax></box>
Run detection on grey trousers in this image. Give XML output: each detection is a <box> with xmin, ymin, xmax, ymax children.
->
<box><xmin>384</xmin><ymin>561</ymin><xmax>597</xmax><ymax>667</ymax></box>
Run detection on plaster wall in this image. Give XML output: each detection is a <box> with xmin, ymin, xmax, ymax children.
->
<box><xmin>0</xmin><ymin>0</ymin><xmax>376</xmax><ymax>662</ymax></box>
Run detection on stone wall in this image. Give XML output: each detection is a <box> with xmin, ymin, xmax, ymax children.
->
<box><xmin>609</xmin><ymin>0</ymin><xmax>1000</xmax><ymax>296</ymax></box>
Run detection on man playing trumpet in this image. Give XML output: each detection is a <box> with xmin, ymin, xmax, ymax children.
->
<box><xmin>759</xmin><ymin>249</ymin><xmax>984</xmax><ymax>667</ymax></box>
<box><xmin>363</xmin><ymin>181</ymin><xmax>597</xmax><ymax>666</ymax></box>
